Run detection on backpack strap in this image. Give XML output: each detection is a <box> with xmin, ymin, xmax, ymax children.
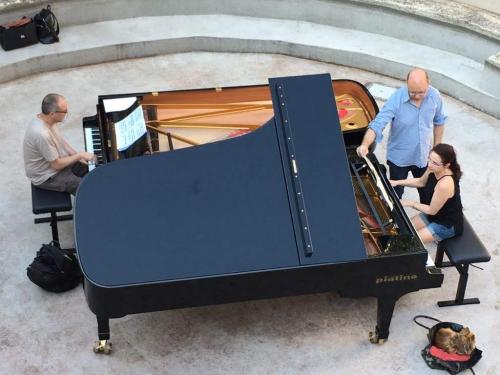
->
<box><xmin>413</xmin><ymin>315</ymin><xmax>441</xmax><ymax>330</ymax></box>
<box><xmin>42</xmin><ymin>243</ymin><xmax>73</xmax><ymax>274</ymax></box>
<box><xmin>38</xmin><ymin>17</ymin><xmax>59</xmax><ymax>42</ymax></box>
<box><xmin>46</xmin><ymin>5</ymin><xmax>60</xmax><ymax>36</ymax></box>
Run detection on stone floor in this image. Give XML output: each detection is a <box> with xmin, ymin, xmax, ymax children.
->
<box><xmin>0</xmin><ymin>52</ymin><xmax>498</xmax><ymax>374</ymax></box>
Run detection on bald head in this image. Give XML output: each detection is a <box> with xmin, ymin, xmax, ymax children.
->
<box><xmin>406</xmin><ymin>69</ymin><xmax>429</xmax><ymax>102</ymax></box>
<box><xmin>407</xmin><ymin>68</ymin><xmax>429</xmax><ymax>85</ymax></box>
<box><xmin>41</xmin><ymin>93</ymin><xmax>66</xmax><ymax>115</ymax></box>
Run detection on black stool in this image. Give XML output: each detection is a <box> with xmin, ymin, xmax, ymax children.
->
<box><xmin>434</xmin><ymin>216</ymin><xmax>491</xmax><ymax>307</ymax></box>
<box><xmin>31</xmin><ymin>185</ymin><xmax>73</xmax><ymax>244</ymax></box>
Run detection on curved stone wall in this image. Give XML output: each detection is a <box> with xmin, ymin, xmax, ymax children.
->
<box><xmin>2</xmin><ymin>1</ymin><xmax>499</xmax><ymax>62</ymax></box>
<box><xmin>1</xmin><ymin>0</ymin><xmax>499</xmax><ymax>116</ymax></box>
<box><xmin>458</xmin><ymin>0</ymin><xmax>500</xmax><ymax>15</ymax></box>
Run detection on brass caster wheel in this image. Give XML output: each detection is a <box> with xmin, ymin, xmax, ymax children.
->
<box><xmin>369</xmin><ymin>331</ymin><xmax>387</xmax><ymax>344</ymax></box>
<box><xmin>368</xmin><ymin>331</ymin><xmax>376</xmax><ymax>343</ymax></box>
<box><xmin>93</xmin><ymin>339</ymin><xmax>112</xmax><ymax>354</ymax></box>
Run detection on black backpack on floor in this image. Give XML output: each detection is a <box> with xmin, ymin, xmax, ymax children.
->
<box><xmin>34</xmin><ymin>4</ymin><xmax>59</xmax><ymax>44</ymax></box>
<box><xmin>27</xmin><ymin>242</ymin><xmax>82</xmax><ymax>293</ymax></box>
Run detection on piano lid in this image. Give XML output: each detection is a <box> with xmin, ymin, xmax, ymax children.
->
<box><xmin>75</xmin><ymin>74</ymin><xmax>366</xmax><ymax>287</ymax></box>
<box><xmin>269</xmin><ymin>74</ymin><xmax>365</xmax><ymax>265</ymax></box>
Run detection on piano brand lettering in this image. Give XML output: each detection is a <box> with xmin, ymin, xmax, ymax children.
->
<box><xmin>376</xmin><ymin>274</ymin><xmax>418</xmax><ymax>284</ymax></box>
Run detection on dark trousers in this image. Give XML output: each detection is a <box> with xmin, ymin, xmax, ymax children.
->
<box><xmin>38</xmin><ymin>166</ymin><xmax>82</xmax><ymax>195</ymax></box>
<box><xmin>387</xmin><ymin>160</ymin><xmax>426</xmax><ymax>201</ymax></box>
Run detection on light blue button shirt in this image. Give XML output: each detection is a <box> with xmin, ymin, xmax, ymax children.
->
<box><xmin>368</xmin><ymin>85</ymin><xmax>447</xmax><ymax>168</ymax></box>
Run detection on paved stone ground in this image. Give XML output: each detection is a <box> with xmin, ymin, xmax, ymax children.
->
<box><xmin>0</xmin><ymin>52</ymin><xmax>498</xmax><ymax>374</ymax></box>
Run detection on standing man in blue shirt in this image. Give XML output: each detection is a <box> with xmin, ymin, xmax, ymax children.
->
<box><xmin>356</xmin><ymin>68</ymin><xmax>447</xmax><ymax>200</ymax></box>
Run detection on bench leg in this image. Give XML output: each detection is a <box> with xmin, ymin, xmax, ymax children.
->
<box><xmin>50</xmin><ymin>212</ymin><xmax>60</xmax><ymax>244</ymax></box>
<box><xmin>34</xmin><ymin>213</ymin><xmax>73</xmax><ymax>244</ymax></box>
<box><xmin>438</xmin><ymin>264</ymin><xmax>480</xmax><ymax>307</ymax></box>
<box><xmin>435</xmin><ymin>242</ymin><xmax>453</xmax><ymax>268</ymax></box>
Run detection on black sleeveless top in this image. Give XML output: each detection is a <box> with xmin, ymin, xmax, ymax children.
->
<box><xmin>421</xmin><ymin>173</ymin><xmax>463</xmax><ymax>234</ymax></box>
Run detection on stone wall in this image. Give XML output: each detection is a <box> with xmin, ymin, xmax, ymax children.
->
<box><xmin>458</xmin><ymin>0</ymin><xmax>499</xmax><ymax>15</ymax></box>
<box><xmin>1</xmin><ymin>0</ymin><xmax>498</xmax><ymax>116</ymax></box>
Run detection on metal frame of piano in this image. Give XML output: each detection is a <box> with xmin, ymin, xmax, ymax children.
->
<box><xmin>78</xmin><ymin>74</ymin><xmax>443</xmax><ymax>354</ymax></box>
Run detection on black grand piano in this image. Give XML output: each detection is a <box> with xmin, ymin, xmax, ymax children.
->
<box><xmin>77</xmin><ymin>74</ymin><xmax>443</xmax><ymax>354</ymax></box>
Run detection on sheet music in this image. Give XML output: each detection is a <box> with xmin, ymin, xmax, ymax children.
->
<box><xmin>103</xmin><ymin>97</ymin><xmax>137</xmax><ymax>112</ymax></box>
<box><xmin>115</xmin><ymin>105</ymin><xmax>147</xmax><ymax>151</ymax></box>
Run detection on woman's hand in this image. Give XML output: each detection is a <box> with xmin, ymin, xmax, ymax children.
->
<box><xmin>389</xmin><ymin>179</ymin><xmax>398</xmax><ymax>187</ymax></box>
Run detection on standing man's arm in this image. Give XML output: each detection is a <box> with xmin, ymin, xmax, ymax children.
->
<box><xmin>356</xmin><ymin>92</ymin><xmax>399</xmax><ymax>157</ymax></box>
<box><xmin>432</xmin><ymin>91</ymin><xmax>447</xmax><ymax>146</ymax></box>
<box><xmin>433</xmin><ymin>125</ymin><xmax>444</xmax><ymax>146</ymax></box>
<box><xmin>357</xmin><ymin>129</ymin><xmax>376</xmax><ymax>157</ymax></box>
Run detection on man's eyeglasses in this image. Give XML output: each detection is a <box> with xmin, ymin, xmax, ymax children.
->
<box><xmin>52</xmin><ymin>110</ymin><xmax>68</xmax><ymax>122</ymax></box>
<box><xmin>408</xmin><ymin>90</ymin><xmax>427</xmax><ymax>96</ymax></box>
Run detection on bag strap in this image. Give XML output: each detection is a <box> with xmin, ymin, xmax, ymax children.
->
<box><xmin>39</xmin><ymin>15</ymin><xmax>58</xmax><ymax>34</ymax></box>
<box><xmin>45</xmin><ymin>5</ymin><xmax>59</xmax><ymax>35</ymax></box>
<box><xmin>37</xmin><ymin>17</ymin><xmax>59</xmax><ymax>42</ymax></box>
<box><xmin>3</xmin><ymin>16</ymin><xmax>33</xmax><ymax>29</ymax></box>
<box><xmin>43</xmin><ymin>243</ymin><xmax>73</xmax><ymax>274</ymax></box>
<box><xmin>413</xmin><ymin>315</ymin><xmax>441</xmax><ymax>330</ymax></box>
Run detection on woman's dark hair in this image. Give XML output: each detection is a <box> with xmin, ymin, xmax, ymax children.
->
<box><xmin>432</xmin><ymin>143</ymin><xmax>463</xmax><ymax>180</ymax></box>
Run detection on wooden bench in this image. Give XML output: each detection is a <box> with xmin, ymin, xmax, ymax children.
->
<box><xmin>31</xmin><ymin>185</ymin><xmax>73</xmax><ymax>244</ymax></box>
<box><xmin>434</xmin><ymin>216</ymin><xmax>491</xmax><ymax>307</ymax></box>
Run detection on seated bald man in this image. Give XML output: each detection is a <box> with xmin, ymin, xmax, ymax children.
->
<box><xmin>356</xmin><ymin>68</ymin><xmax>447</xmax><ymax>200</ymax></box>
<box><xmin>23</xmin><ymin>93</ymin><xmax>96</xmax><ymax>195</ymax></box>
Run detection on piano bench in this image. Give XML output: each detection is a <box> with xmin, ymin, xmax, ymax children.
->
<box><xmin>434</xmin><ymin>216</ymin><xmax>490</xmax><ymax>307</ymax></box>
<box><xmin>31</xmin><ymin>185</ymin><xmax>73</xmax><ymax>244</ymax></box>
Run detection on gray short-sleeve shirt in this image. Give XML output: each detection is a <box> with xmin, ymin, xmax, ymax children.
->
<box><xmin>23</xmin><ymin>117</ymin><xmax>68</xmax><ymax>185</ymax></box>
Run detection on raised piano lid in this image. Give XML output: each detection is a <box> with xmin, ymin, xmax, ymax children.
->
<box><xmin>269</xmin><ymin>74</ymin><xmax>365</xmax><ymax>265</ymax></box>
<box><xmin>75</xmin><ymin>73</ymin><xmax>366</xmax><ymax>287</ymax></box>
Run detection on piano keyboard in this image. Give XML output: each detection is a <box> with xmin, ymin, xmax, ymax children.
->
<box><xmin>84</xmin><ymin>127</ymin><xmax>104</xmax><ymax>170</ymax></box>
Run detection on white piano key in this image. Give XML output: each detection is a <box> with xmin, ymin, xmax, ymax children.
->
<box><xmin>84</xmin><ymin>127</ymin><xmax>95</xmax><ymax>153</ymax></box>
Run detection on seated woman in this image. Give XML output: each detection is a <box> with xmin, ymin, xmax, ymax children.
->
<box><xmin>390</xmin><ymin>143</ymin><xmax>463</xmax><ymax>243</ymax></box>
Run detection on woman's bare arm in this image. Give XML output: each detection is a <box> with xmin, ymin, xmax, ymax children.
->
<box><xmin>402</xmin><ymin>176</ymin><xmax>454</xmax><ymax>215</ymax></box>
<box><xmin>390</xmin><ymin>168</ymin><xmax>431</xmax><ymax>189</ymax></box>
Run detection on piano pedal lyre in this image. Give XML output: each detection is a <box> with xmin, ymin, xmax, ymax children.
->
<box><xmin>93</xmin><ymin>339</ymin><xmax>112</xmax><ymax>354</ymax></box>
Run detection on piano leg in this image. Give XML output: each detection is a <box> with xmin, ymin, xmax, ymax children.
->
<box><xmin>93</xmin><ymin>316</ymin><xmax>112</xmax><ymax>354</ymax></box>
<box><xmin>369</xmin><ymin>296</ymin><xmax>398</xmax><ymax>344</ymax></box>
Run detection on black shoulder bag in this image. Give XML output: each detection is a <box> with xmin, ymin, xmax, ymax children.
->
<box><xmin>0</xmin><ymin>16</ymin><xmax>38</xmax><ymax>51</ymax></box>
